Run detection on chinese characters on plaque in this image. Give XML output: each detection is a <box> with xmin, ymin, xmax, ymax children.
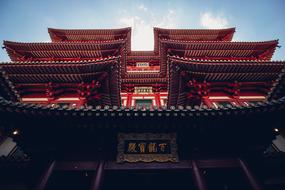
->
<box><xmin>117</xmin><ymin>133</ymin><xmax>178</xmax><ymax>163</ymax></box>
<box><xmin>125</xmin><ymin>140</ymin><xmax>170</xmax><ymax>154</ymax></box>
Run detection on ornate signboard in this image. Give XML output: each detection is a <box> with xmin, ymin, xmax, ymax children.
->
<box><xmin>117</xmin><ymin>133</ymin><xmax>178</xmax><ymax>163</ymax></box>
<box><xmin>136</xmin><ymin>62</ymin><xmax>149</xmax><ymax>67</ymax></box>
<box><xmin>134</xmin><ymin>87</ymin><xmax>153</xmax><ymax>94</ymax></box>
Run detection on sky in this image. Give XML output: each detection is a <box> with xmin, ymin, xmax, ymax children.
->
<box><xmin>0</xmin><ymin>0</ymin><xmax>285</xmax><ymax>61</ymax></box>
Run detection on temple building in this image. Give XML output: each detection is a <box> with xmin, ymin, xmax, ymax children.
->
<box><xmin>0</xmin><ymin>26</ymin><xmax>285</xmax><ymax>190</ymax></box>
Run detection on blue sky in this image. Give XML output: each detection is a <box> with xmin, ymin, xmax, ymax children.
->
<box><xmin>0</xmin><ymin>0</ymin><xmax>285</xmax><ymax>61</ymax></box>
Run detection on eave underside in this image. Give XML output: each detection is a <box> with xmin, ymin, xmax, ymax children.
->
<box><xmin>48</xmin><ymin>27</ymin><xmax>132</xmax><ymax>52</ymax></box>
<box><xmin>4</xmin><ymin>41</ymin><xmax>125</xmax><ymax>61</ymax></box>
<box><xmin>0</xmin><ymin>58</ymin><xmax>121</xmax><ymax>106</ymax></box>
<box><xmin>167</xmin><ymin>57</ymin><xmax>285</xmax><ymax>107</ymax></box>
<box><xmin>154</xmin><ymin>27</ymin><xmax>236</xmax><ymax>52</ymax></box>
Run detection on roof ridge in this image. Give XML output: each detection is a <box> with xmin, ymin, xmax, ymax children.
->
<box><xmin>0</xmin><ymin>56</ymin><xmax>120</xmax><ymax>65</ymax></box>
<box><xmin>154</xmin><ymin>27</ymin><xmax>236</xmax><ymax>31</ymax></box>
<box><xmin>161</xmin><ymin>39</ymin><xmax>278</xmax><ymax>44</ymax></box>
<box><xmin>168</xmin><ymin>55</ymin><xmax>285</xmax><ymax>63</ymax></box>
<box><xmin>4</xmin><ymin>39</ymin><xmax>125</xmax><ymax>45</ymax></box>
<box><xmin>0</xmin><ymin>95</ymin><xmax>284</xmax><ymax>116</ymax></box>
<box><xmin>48</xmin><ymin>27</ymin><xmax>132</xmax><ymax>32</ymax></box>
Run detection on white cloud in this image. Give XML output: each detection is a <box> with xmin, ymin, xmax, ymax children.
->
<box><xmin>200</xmin><ymin>12</ymin><xmax>229</xmax><ymax>29</ymax></box>
<box><xmin>138</xmin><ymin>4</ymin><xmax>147</xmax><ymax>12</ymax></box>
<box><xmin>154</xmin><ymin>9</ymin><xmax>177</xmax><ymax>28</ymax></box>
<box><xmin>118</xmin><ymin>8</ymin><xmax>177</xmax><ymax>50</ymax></box>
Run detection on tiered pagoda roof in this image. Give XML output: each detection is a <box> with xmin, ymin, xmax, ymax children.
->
<box><xmin>154</xmin><ymin>27</ymin><xmax>236</xmax><ymax>53</ymax></box>
<box><xmin>161</xmin><ymin>40</ymin><xmax>277</xmax><ymax>59</ymax></box>
<box><xmin>158</xmin><ymin>40</ymin><xmax>278</xmax><ymax>77</ymax></box>
<box><xmin>267</xmin><ymin>67</ymin><xmax>285</xmax><ymax>101</ymax></box>
<box><xmin>168</xmin><ymin>56</ymin><xmax>285</xmax><ymax>106</ymax></box>
<box><xmin>1</xmin><ymin>26</ymin><xmax>285</xmax><ymax>190</ymax></box>
<box><xmin>4</xmin><ymin>40</ymin><xmax>125</xmax><ymax>61</ymax></box>
<box><xmin>0</xmin><ymin>26</ymin><xmax>284</xmax><ymax>110</ymax></box>
<box><xmin>0</xmin><ymin>57</ymin><xmax>121</xmax><ymax>106</ymax></box>
<box><xmin>0</xmin><ymin>68</ymin><xmax>19</xmax><ymax>102</ymax></box>
<box><xmin>48</xmin><ymin>27</ymin><xmax>131</xmax><ymax>52</ymax></box>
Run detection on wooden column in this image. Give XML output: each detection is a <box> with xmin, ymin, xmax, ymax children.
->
<box><xmin>90</xmin><ymin>161</ymin><xmax>105</xmax><ymax>190</ymax></box>
<box><xmin>238</xmin><ymin>158</ymin><xmax>263</xmax><ymax>190</ymax></box>
<box><xmin>154</xmin><ymin>93</ymin><xmax>161</xmax><ymax>107</ymax></box>
<box><xmin>126</xmin><ymin>93</ymin><xmax>132</xmax><ymax>107</ymax></box>
<box><xmin>35</xmin><ymin>161</ymin><xmax>56</xmax><ymax>190</ymax></box>
<box><xmin>191</xmin><ymin>160</ymin><xmax>208</xmax><ymax>190</ymax></box>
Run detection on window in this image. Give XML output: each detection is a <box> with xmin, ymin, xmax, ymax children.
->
<box><xmin>135</xmin><ymin>99</ymin><xmax>153</xmax><ymax>108</ymax></box>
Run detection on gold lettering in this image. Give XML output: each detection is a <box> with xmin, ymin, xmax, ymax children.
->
<box><xmin>127</xmin><ymin>143</ymin><xmax>137</xmax><ymax>153</ymax></box>
<box><xmin>138</xmin><ymin>143</ymin><xmax>146</xmax><ymax>153</ymax></box>
<box><xmin>148</xmin><ymin>142</ymin><xmax>157</xmax><ymax>153</ymax></box>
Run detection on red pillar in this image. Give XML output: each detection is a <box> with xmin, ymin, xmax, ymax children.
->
<box><xmin>126</xmin><ymin>93</ymin><xmax>132</xmax><ymax>107</ymax></box>
<box><xmin>191</xmin><ymin>160</ymin><xmax>208</xmax><ymax>190</ymax></box>
<box><xmin>238</xmin><ymin>158</ymin><xmax>263</xmax><ymax>190</ymax></box>
<box><xmin>90</xmin><ymin>161</ymin><xmax>105</xmax><ymax>190</ymax></box>
<box><xmin>35</xmin><ymin>161</ymin><xmax>56</xmax><ymax>190</ymax></box>
<box><xmin>155</xmin><ymin>93</ymin><xmax>161</xmax><ymax>107</ymax></box>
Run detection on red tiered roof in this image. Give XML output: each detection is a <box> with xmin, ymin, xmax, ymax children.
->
<box><xmin>4</xmin><ymin>40</ymin><xmax>125</xmax><ymax>61</ymax></box>
<box><xmin>1</xmin><ymin>26</ymin><xmax>284</xmax><ymax>109</ymax></box>
<box><xmin>48</xmin><ymin>27</ymin><xmax>131</xmax><ymax>52</ymax></box>
<box><xmin>0</xmin><ymin>57</ymin><xmax>121</xmax><ymax>106</ymax></box>
<box><xmin>158</xmin><ymin>40</ymin><xmax>278</xmax><ymax>77</ymax></box>
<box><xmin>125</xmin><ymin>51</ymin><xmax>162</xmax><ymax>87</ymax></box>
<box><xmin>127</xmin><ymin>51</ymin><xmax>160</xmax><ymax>65</ymax></box>
<box><xmin>161</xmin><ymin>40</ymin><xmax>278</xmax><ymax>60</ymax></box>
<box><xmin>167</xmin><ymin>56</ymin><xmax>285</xmax><ymax>107</ymax></box>
<box><xmin>169</xmin><ymin>56</ymin><xmax>285</xmax><ymax>81</ymax></box>
<box><xmin>154</xmin><ymin>27</ymin><xmax>236</xmax><ymax>52</ymax></box>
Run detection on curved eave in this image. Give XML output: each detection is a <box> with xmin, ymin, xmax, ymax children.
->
<box><xmin>167</xmin><ymin>56</ymin><xmax>285</xmax><ymax>106</ymax></box>
<box><xmin>4</xmin><ymin>40</ymin><xmax>125</xmax><ymax>49</ymax></box>
<box><xmin>154</xmin><ymin>27</ymin><xmax>236</xmax><ymax>35</ymax></box>
<box><xmin>0</xmin><ymin>96</ymin><xmax>284</xmax><ymax>122</ymax></box>
<box><xmin>169</xmin><ymin>56</ymin><xmax>285</xmax><ymax>66</ymax></box>
<box><xmin>0</xmin><ymin>57</ymin><xmax>121</xmax><ymax>106</ymax></box>
<box><xmin>0</xmin><ymin>56</ymin><xmax>119</xmax><ymax>65</ymax></box>
<box><xmin>154</xmin><ymin>27</ymin><xmax>236</xmax><ymax>52</ymax></box>
<box><xmin>48</xmin><ymin>27</ymin><xmax>131</xmax><ymax>41</ymax></box>
<box><xmin>48</xmin><ymin>27</ymin><xmax>132</xmax><ymax>52</ymax></box>
<box><xmin>168</xmin><ymin>56</ymin><xmax>285</xmax><ymax>81</ymax></box>
<box><xmin>268</xmin><ymin>69</ymin><xmax>285</xmax><ymax>101</ymax></box>
<box><xmin>160</xmin><ymin>39</ymin><xmax>278</xmax><ymax>47</ymax></box>
<box><xmin>0</xmin><ymin>69</ymin><xmax>20</xmax><ymax>101</ymax></box>
<box><xmin>168</xmin><ymin>55</ymin><xmax>285</xmax><ymax>64</ymax></box>
<box><xmin>161</xmin><ymin>40</ymin><xmax>278</xmax><ymax>60</ymax></box>
<box><xmin>3</xmin><ymin>40</ymin><xmax>125</xmax><ymax>61</ymax></box>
